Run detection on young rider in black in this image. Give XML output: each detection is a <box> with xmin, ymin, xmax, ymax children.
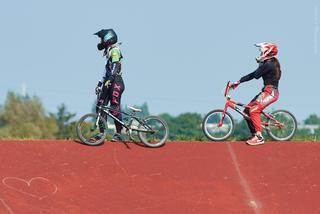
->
<box><xmin>94</xmin><ymin>29</ymin><xmax>125</xmax><ymax>142</ymax></box>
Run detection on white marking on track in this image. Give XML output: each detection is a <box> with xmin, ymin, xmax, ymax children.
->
<box><xmin>227</xmin><ymin>143</ymin><xmax>263</xmax><ymax>214</ymax></box>
<box><xmin>112</xmin><ymin>146</ymin><xmax>129</xmax><ymax>176</ymax></box>
<box><xmin>0</xmin><ymin>198</ymin><xmax>15</xmax><ymax>214</ymax></box>
<box><xmin>2</xmin><ymin>177</ymin><xmax>58</xmax><ymax>200</ymax></box>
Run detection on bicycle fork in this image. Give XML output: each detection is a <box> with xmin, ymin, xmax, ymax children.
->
<box><xmin>94</xmin><ymin>111</ymin><xmax>108</xmax><ymax>133</ymax></box>
<box><xmin>218</xmin><ymin>99</ymin><xmax>232</xmax><ymax>127</ymax></box>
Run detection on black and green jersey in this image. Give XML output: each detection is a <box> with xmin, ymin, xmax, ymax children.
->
<box><xmin>109</xmin><ymin>46</ymin><xmax>122</xmax><ymax>63</ymax></box>
<box><xmin>99</xmin><ymin>44</ymin><xmax>123</xmax><ymax>83</ymax></box>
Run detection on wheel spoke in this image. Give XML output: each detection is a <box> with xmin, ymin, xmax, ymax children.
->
<box><xmin>138</xmin><ymin>116</ymin><xmax>168</xmax><ymax>147</ymax></box>
<box><xmin>203</xmin><ymin>110</ymin><xmax>234</xmax><ymax>141</ymax></box>
<box><xmin>76</xmin><ymin>114</ymin><xmax>108</xmax><ymax>146</ymax></box>
<box><xmin>267</xmin><ymin>110</ymin><xmax>297</xmax><ymax>141</ymax></box>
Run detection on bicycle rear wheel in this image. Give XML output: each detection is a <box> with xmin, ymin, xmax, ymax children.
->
<box><xmin>138</xmin><ymin>116</ymin><xmax>169</xmax><ymax>148</ymax></box>
<box><xmin>202</xmin><ymin>110</ymin><xmax>234</xmax><ymax>141</ymax></box>
<box><xmin>266</xmin><ymin>110</ymin><xmax>297</xmax><ymax>141</ymax></box>
<box><xmin>76</xmin><ymin>113</ymin><xmax>108</xmax><ymax>146</ymax></box>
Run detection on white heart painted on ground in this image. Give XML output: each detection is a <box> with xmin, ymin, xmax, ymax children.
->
<box><xmin>2</xmin><ymin>177</ymin><xmax>58</xmax><ymax>200</ymax></box>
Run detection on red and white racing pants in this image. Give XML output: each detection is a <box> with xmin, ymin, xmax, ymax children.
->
<box><xmin>244</xmin><ymin>85</ymin><xmax>279</xmax><ymax>133</ymax></box>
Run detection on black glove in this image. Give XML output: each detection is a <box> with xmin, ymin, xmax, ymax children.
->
<box><xmin>95</xmin><ymin>81</ymin><xmax>103</xmax><ymax>95</ymax></box>
<box><xmin>95</xmin><ymin>86</ymin><xmax>102</xmax><ymax>95</ymax></box>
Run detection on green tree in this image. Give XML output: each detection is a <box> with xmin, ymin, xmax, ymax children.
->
<box><xmin>0</xmin><ymin>92</ymin><xmax>58</xmax><ymax>139</ymax></box>
<box><xmin>0</xmin><ymin>105</ymin><xmax>5</xmax><ymax>129</ymax></box>
<box><xmin>304</xmin><ymin>114</ymin><xmax>320</xmax><ymax>125</ymax></box>
<box><xmin>233</xmin><ymin>119</ymin><xmax>251</xmax><ymax>140</ymax></box>
<box><xmin>158</xmin><ymin>113</ymin><xmax>175</xmax><ymax>139</ymax></box>
<box><xmin>294</xmin><ymin>128</ymin><xmax>313</xmax><ymax>141</ymax></box>
<box><xmin>314</xmin><ymin>128</ymin><xmax>320</xmax><ymax>141</ymax></box>
<box><xmin>159</xmin><ymin>112</ymin><xmax>204</xmax><ymax>140</ymax></box>
<box><xmin>50</xmin><ymin>104</ymin><xmax>76</xmax><ymax>139</ymax></box>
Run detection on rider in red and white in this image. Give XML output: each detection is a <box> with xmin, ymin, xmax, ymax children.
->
<box><xmin>230</xmin><ymin>42</ymin><xmax>281</xmax><ymax>146</ymax></box>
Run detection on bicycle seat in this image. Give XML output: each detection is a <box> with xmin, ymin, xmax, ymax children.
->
<box><xmin>128</xmin><ymin>106</ymin><xmax>142</xmax><ymax>112</ymax></box>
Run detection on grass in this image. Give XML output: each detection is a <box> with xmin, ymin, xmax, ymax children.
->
<box><xmin>1</xmin><ymin>134</ymin><xmax>319</xmax><ymax>142</ymax></box>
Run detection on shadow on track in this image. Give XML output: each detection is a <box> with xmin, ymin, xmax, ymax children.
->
<box><xmin>73</xmin><ymin>139</ymin><xmax>151</xmax><ymax>150</ymax></box>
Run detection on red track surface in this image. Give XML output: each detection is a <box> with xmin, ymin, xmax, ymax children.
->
<box><xmin>0</xmin><ymin>140</ymin><xmax>319</xmax><ymax>214</ymax></box>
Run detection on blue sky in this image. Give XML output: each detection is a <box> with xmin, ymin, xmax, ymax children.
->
<box><xmin>0</xmin><ymin>0</ymin><xmax>319</xmax><ymax>122</ymax></box>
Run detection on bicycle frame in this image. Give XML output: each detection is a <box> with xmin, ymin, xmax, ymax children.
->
<box><xmin>219</xmin><ymin>82</ymin><xmax>284</xmax><ymax>129</ymax></box>
<box><xmin>96</xmin><ymin>105</ymin><xmax>155</xmax><ymax>134</ymax></box>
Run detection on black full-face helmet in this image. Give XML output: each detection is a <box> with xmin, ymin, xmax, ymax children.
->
<box><xmin>94</xmin><ymin>29</ymin><xmax>118</xmax><ymax>50</ymax></box>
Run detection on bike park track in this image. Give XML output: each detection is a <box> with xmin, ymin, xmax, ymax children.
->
<box><xmin>0</xmin><ymin>140</ymin><xmax>319</xmax><ymax>214</ymax></box>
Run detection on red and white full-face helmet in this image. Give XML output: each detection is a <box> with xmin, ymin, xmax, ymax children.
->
<box><xmin>255</xmin><ymin>42</ymin><xmax>278</xmax><ymax>63</ymax></box>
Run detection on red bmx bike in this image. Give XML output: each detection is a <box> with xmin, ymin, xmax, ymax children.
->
<box><xmin>202</xmin><ymin>81</ymin><xmax>297</xmax><ymax>141</ymax></box>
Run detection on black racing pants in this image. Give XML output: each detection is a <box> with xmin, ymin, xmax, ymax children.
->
<box><xmin>97</xmin><ymin>76</ymin><xmax>125</xmax><ymax>134</ymax></box>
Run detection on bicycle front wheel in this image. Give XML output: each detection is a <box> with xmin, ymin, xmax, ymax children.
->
<box><xmin>202</xmin><ymin>110</ymin><xmax>234</xmax><ymax>141</ymax></box>
<box><xmin>76</xmin><ymin>113</ymin><xmax>108</xmax><ymax>146</ymax></box>
<box><xmin>266</xmin><ymin>110</ymin><xmax>297</xmax><ymax>141</ymax></box>
<box><xmin>138</xmin><ymin>116</ymin><xmax>169</xmax><ymax>148</ymax></box>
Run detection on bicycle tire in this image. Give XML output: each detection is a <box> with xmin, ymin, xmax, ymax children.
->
<box><xmin>76</xmin><ymin>113</ymin><xmax>108</xmax><ymax>146</ymax></box>
<box><xmin>266</xmin><ymin>109</ymin><xmax>297</xmax><ymax>141</ymax></box>
<box><xmin>138</xmin><ymin>115</ymin><xmax>169</xmax><ymax>148</ymax></box>
<box><xmin>202</xmin><ymin>109</ymin><xmax>235</xmax><ymax>141</ymax></box>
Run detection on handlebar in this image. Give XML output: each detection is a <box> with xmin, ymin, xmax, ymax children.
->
<box><xmin>223</xmin><ymin>82</ymin><xmax>247</xmax><ymax>107</ymax></box>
